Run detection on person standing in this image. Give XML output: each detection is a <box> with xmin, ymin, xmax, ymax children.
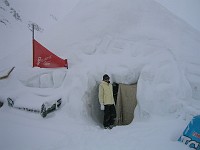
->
<box><xmin>99</xmin><ymin>74</ymin><xmax>116</xmax><ymax>129</ymax></box>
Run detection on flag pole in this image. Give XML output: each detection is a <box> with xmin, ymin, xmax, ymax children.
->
<box><xmin>32</xmin><ymin>24</ymin><xmax>35</xmax><ymax>67</ymax></box>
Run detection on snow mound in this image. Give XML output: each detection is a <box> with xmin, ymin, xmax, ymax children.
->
<box><xmin>18</xmin><ymin>68</ymin><xmax>67</xmax><ymax>88</ymax></box>
<box><xmin>1</xmin><ymin>0</ymin><xmax>200</xmax><ymax>150</ymax></box>
<box><xmin>8</xmin><ymin>92</ymin><xmax>61</xmax><ymax>109</ymax></box>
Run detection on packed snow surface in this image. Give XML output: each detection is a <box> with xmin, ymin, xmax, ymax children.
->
<box><xmin>0</xmin><ymin>0</ymin><xmax>200</xmax><ymax>150</ymax></box>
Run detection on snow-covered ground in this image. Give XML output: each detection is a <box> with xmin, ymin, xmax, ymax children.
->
<box><xmin>0</xmin><ymin>0</ymin><xmax>200</xmax><ymax>149</ymax></box>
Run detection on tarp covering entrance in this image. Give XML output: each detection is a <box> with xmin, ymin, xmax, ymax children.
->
<box><xmin>115</xmin><ymin>83</ymin><xmax>137</xmax><ymax>125</ymax></box>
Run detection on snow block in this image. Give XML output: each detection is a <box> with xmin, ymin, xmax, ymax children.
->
<box><xmin>178</xmin><ymin>115</ymin><xmax>200</xmax><ymax>150</ymax></box>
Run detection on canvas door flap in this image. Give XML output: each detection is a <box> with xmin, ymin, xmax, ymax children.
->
<box><xmin>115</xmin><ymin>84</ymin><xmax>137</xmax><ymax>125</ymax></box>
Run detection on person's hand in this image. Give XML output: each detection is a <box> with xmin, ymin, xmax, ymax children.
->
<box><xmin>100</xmin><ymin>104</ymin><xmax>104</xmax><ymax>110</ymax></box>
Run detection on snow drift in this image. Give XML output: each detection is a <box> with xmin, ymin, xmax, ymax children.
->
<box><xmin>0</xmin><ymin>0</ymin><xmax>200</xmax><ymax>149</ymax></box>
<box><xmin>37</xmin><ymin>0</ymin><xmax>200</xmax><ymax>120</ymax></box>
<box><xmin>1</xmin><ymin>0</ymin><xmax>200</xmax><ymax>121</ymax></box>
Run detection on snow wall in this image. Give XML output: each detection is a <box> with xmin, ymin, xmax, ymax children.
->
<box><xmin>1</xmin><ymin>0</ymin><xmax>200</xmax><ymax>124</ymax></box>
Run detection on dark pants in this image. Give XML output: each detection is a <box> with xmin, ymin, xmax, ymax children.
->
<box><xmin>103</xmin><ymin>104</ymin><xmax>116</xmax><ymax>128</ymax></box>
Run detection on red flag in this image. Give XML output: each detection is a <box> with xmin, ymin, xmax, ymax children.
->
<box><xmin>33</xmin><ymin>39</ymin><xmax>68</xmax><ymax>68</ymax></box>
